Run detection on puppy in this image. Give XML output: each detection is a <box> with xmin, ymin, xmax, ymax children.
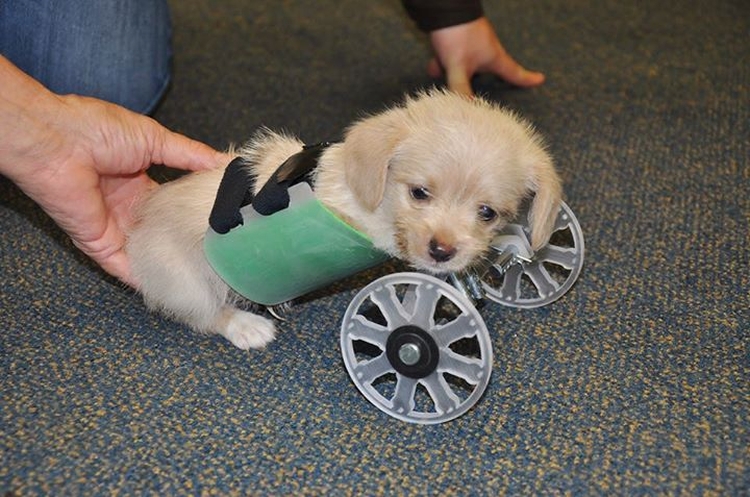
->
<box><xmin>127</xmin><ymin>89</ymin><xmax>561</xmax><ymax>349</ymax></box>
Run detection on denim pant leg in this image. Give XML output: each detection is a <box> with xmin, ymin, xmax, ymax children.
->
<box><xmin>0</xmin><ymin>0</ymin><xmax>172</xmax><ymax>114</ymax></box>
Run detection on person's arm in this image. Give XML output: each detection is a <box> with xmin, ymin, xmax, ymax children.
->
<box><xmin>0</xmin><ymin>56</ymin><xmax>229</xmax><ymax>286</ymax></box>
<box><xmin>401</xmin><ymin>0</ymin><xmax>545</xmax><ymax>96</ymax></box>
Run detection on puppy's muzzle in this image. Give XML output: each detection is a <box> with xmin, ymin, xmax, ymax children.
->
<box><xmin>429</xmin><ymin>238</ymin><xmax>457</xmax><ymax>263</ymax></box>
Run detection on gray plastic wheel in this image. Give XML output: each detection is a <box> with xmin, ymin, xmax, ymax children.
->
<box><xmin>481</xmin><ymin>200</ymin><xmax>585</xmax><ymax>308</ymax></box>
<box><xmin>341</xmin><ymin>272</ymin><xmax>492</xmax><ymax>424</ymax></box>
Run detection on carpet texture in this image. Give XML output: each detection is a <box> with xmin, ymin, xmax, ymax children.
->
<box><xmin>2</xmin><ymin>0</ymin><xmax>748</xmax><ymax>494</ymax></box>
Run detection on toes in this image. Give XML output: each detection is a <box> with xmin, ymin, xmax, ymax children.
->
<box><xmin>222</xmin><ymin>312</ymin><xmax>276</xmax><ymax>350</ymax></box>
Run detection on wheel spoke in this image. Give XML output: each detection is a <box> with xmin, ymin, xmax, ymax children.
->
<box><xmin>370</xmin><ymin>285</ymin><xmax>408</xmax><ymax>328</ymax></box>
<box><xmin>524</xmin><ymin>263</ymin><xmax>559</xmax><ymax>298</ymax></box>
<box><xmin>351</xmin><ymin>354</ymin><xmax>393</xmax><ymax>384</ymax></box>
<box><xmin>401</xmin><ymin>285</ymin><xmax>418</xmax><ymax>315</ymax></box>
<box><xmin>345</xmin><ymin>315</ymin><xmax>389</xmax><ymax>348</ymax></box>
<box><xmin>433</xmin><ymin>314</ymin><xmax>479</xmax><ymax>348</ymax></box>
<box><xmin>421</xmin><ymin>374</ymin><xmax>461</xmax><ymax>415</ymax></box>
<box><xmin>391</xmin><ymin>376</ymin><xmax>418</xmax><ymax>414</ymax></box>
<box><xmin>410</xmin><ymin>282</ymin><xmax>442</xmax><ymax>329</ymax></box>
<box><xmin>538</xmin><ymin>244</ymin><xmax>579</xmax><ymax>270</ymax></box>
<box><xmin>439</xmin><ymin>351</ymin><xmax>486</xmax><ymax>384</ymax></box>
<box><xmin>497</xmin><ymin>263</ymin><xmax>524</xmax><ymax>300</ymax></box>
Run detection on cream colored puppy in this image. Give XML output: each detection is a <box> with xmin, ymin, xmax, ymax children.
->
<box><xmin>127</xmin><ymin>90</ymin><xmax>561</xmax><ymax>349</ymax></box>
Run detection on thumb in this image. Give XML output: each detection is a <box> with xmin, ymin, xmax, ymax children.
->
<box><xmin>486</xmin><ymin>51</ymin><xmax>545</xmax><ymax>88</ymax></box>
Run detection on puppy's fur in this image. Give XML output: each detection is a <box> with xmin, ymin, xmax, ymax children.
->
<box><xmin>127</xmin><ymin>90</ymin><xmax>561</xmax><ymax>349</ymax></box>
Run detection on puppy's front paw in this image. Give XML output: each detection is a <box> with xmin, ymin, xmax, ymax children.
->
<box><xmin>220</xmin><ymin>310</ymin><xmax>276</xmax><ymax>350</ymax></box>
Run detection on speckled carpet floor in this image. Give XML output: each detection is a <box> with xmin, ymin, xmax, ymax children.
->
<box><xmin>2</xmin><ymin>0</ymin><xmax>748</xmax><ymax>494</ymax></box>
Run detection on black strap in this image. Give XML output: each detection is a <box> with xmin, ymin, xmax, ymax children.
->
<box><xmin>208</xmin><ymin>157</ymin><xmax>255</xmax><ymax>234</ymax></box>
<box><xmin>252</xmin><ymin>142</ymin><xmax>330</xmax><ymax>215</ymax></box>
<box><xmin>208</xmin><ymin>142</ymin><xmax>331</xmax><ymax>234</ymax></box>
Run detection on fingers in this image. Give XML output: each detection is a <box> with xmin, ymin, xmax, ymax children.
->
<box><xmin>426</xmin><ymin>16</ymin><xmax>545</xmax><ymax>96</ymax></box>
<box><xmin>430</xmin><ymin>57</ymin><xmax>475</xmax><ymax>97</ymax></box>
<box><xmin>71</xmin><ymin>229</ymin><xmax>138</xmax><ymax>288</ymax></box>
<box><xmin>152</xmin><ymin>125</ymin><xmax>231</xmax><ymax>172</ymax></box>
<box><xmin>427</xmin><ymin>57</ymin><xmax>443</xmax><ymax>79</ymax></box>
<box><xmin>444</xmin><ymin>65</ymin><xmax>474</xmax><ymax>98</ymax></box>
<box><xmin>429</xmin><ymin>55</ymin><xmax>475</xmax><ymax>97</ymax></box>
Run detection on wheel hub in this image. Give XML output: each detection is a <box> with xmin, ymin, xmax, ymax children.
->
<box><xmin>385</xmin><ymin>325</ymin><xmax>440</xmax><ymax>379</ymax></box>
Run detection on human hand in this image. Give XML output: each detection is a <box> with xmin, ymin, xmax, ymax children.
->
<box><xmin>427</xmin><ymin>17</ymin><xmax>545</xmax><ymax>97</ymax></box>
<box><xmin>2</xmin><ymin>84</ymin><xmax>229</xmax><ymax>287</ymax></box>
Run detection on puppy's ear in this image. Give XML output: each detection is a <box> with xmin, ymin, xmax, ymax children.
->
<box><xmin>342</xmin><ymin>106</ymin><xmax>409</xmax><ymax>211</ymax></box>
<box><xmin>527</xmin><ymin>155</ymin><xmax>563</xmax><ymax>251</ymax></box>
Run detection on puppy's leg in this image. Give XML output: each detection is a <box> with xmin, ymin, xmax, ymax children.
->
<box><xmin>527</xmin><ymin>155</ymin><xmax>563</xmax><ymax>251</ymax></box>
<box><xmin>134</xmin><ymin>248</ymin><xmax>277</xmax><ymax>350</ymax></box>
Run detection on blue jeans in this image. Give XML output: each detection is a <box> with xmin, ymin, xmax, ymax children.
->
<box><xmin>0</xmin><ymin>0</ymin><xmax>172</xmax><ymax>114</ymax></box>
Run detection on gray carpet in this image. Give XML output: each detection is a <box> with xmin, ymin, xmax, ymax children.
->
<box><xmin>2</xmin><ymin>0</ymin><xmax>748</xmax><ymax>494</ymax></box>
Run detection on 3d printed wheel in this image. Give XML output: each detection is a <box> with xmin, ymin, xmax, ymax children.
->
<box><xmin>341</xmin><ymin>272</ymin><xmax>493</xmax><ymax>424</ymax></box>
<box><xmin>481</xmin><ymin>200</ymin><xmax>585</xmax><ymax>308</ymax></box>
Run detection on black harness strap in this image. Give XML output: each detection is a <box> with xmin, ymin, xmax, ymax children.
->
<box><xmin>208</xmin><ymin>142</ymin><xmax>332</xmax><ymax>234</ymax></box>
<box><xmin>208</xmin><ymin>156</ymin><xmax>255</xmax><ymax>235</ymax></box>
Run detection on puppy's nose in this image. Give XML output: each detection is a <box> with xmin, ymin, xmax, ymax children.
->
<box><xmin>429</xmin><ymin>238</ymin><xmax>457</xmax><ymax>263</ymax></box>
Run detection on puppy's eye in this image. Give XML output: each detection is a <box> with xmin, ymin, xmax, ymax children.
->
<box><xmin>410</xmin><ymin>186</ymin><xmax>431</xmax><ymax>201</ymax></box>
<box><xmin>478</xmin><ymin>205</ymin><xmax>498</xmax><ymax>222</ymax></box>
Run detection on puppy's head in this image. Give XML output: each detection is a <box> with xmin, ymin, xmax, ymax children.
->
<box><xmin>342</xmin><ymin>89</ymin><xmax>562</xmax><ymax>274</ymax></box>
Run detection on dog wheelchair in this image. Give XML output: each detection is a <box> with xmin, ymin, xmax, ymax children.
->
<box><xmin>204</xmin><ymin>151</ymin><xmax>585</xmax><ymax>424</ymax></box>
